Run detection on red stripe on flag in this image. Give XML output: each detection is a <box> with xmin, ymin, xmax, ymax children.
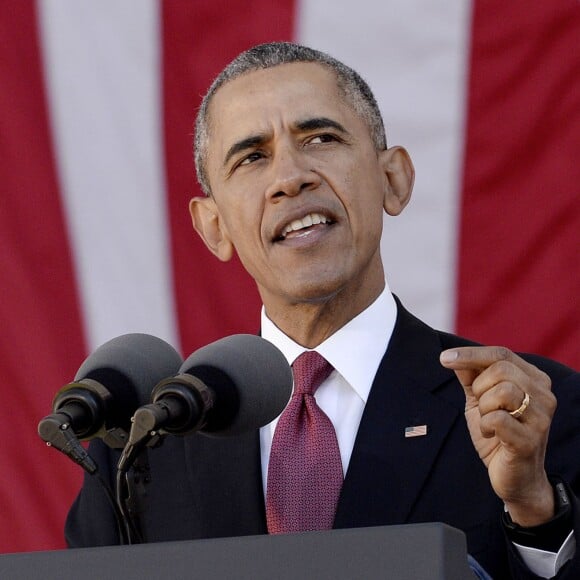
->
<box><xmin>457</xmin><ymin>2</ymin><xmax>580</xmax><ymax>368</ymax></box>
<box><xmin>162</xmin><ymin>0</ymin><xmax>296</xmax><ymax>354</ymax></box>
<box><xmin>0</xmin><ymin>1</ymin><xmax>86</xmax><ymax>552</ymax></box>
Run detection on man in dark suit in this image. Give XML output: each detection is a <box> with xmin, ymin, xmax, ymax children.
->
<box><xmin>66</xmin><ymin>42</ymin><xmax>579</xmax><ymax>579</ymax></box>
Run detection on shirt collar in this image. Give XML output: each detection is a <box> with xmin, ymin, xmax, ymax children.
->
<box><xmin>260</xmin><ymin>283</ymin><xmax>397</xmax><ymax>404</ymax></box>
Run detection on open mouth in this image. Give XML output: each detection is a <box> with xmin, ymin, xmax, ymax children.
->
<box><xmin>274</xmin><ymin>212</ymin><xmax>335</xmax><ymax>242</ymax></box>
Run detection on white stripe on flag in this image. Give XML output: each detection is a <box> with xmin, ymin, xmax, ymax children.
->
<box><xmin>38</xmin><ymin>0</ymin><xmax>178</xmax><ymax>350</ymax></box>
<box><xmin>297</xmin><ymin>0</ymin><xmax>472</xmax><ymax>331</ymax></box>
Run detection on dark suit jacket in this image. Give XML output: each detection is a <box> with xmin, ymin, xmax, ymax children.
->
<box><xmin>66</xmin><ymin>301</ymin><xmax>580</xmax><ymax>579</ymax></box>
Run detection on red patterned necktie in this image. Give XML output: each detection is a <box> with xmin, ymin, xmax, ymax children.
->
<box><xmin>266</xmin><ymin>351</ymin><xmax>343</xmax><ymax>534</ymax></box>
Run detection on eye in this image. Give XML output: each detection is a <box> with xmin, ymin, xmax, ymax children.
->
<box><xmin>238</xmin><ymin>151</ymin><xmax>264</xmax><ymax>167</ymax></box>
<box><xmin>306</xmin><ymin>133</ymin><xmax>338</xmax><ymax>145</ymax></box>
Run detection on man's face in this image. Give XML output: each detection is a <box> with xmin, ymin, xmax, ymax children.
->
<box><xmin>195</xmin><ymin>62</ymin><xmax>409</xmax><ymax>316</ymax></box>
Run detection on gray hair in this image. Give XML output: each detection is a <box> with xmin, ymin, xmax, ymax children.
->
<box><xmin>194</xmin><ymin>41</ymin><xmax>387</xmax><ymax>196</ymax></box>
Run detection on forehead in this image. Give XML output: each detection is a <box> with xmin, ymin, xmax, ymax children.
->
<box><xmin>206</xmin><ymin>62</ymin><xmax>363</xmax><ymax>157</ymax></box>
<box><xmin>210</xmin><ymin>61</ymin><xmax>347</xmax><ymax>118</ymax></box>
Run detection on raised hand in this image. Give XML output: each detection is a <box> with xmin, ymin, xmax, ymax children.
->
<box><xmin>440</xmin><ymin>346</ymin><xmax>557</xmax><ymax>526</ymax></box>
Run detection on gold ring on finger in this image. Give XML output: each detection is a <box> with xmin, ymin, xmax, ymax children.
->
<box><xmin>509</xmin><ymin>392</ymin><xmax>531</xmax><ymax>420</ymax></box>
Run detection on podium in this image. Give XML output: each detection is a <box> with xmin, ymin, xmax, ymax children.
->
<box><xmin>0</xmin><ymin>523</ymin><xmax>476</xmax><ymax>579</ymax></box>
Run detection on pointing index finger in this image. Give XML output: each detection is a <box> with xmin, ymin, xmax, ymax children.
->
<box><xmin>440</xmin><ymin>346</ymin><xmax>532</xmax><ymax>373</ymax></box>
<box><xmin>440</xmin><ymin>346</ymin><xmax>526</xmax><ymax>391</ymax></box>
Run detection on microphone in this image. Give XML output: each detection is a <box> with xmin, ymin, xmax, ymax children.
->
<box><xmin>119</xmin><ymin>334</ymin><xmax>292</xmax><ymax>471</ymax></box>
<box><xmin>38</xmin><ymin>333</ymin><xmax>183</xmax><ymax>472</ymax></box>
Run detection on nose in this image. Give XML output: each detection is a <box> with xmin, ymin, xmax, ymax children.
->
<box><xmin>265</xmin><ymin>146</ymin><xmax>321</xmax><ymax>201</ymax></box>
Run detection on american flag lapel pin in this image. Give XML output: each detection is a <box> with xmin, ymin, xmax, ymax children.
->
<box><xmin>405</xmin><ymin>425</ymin><xmax>428</xmax><ymax>438</ymax></box>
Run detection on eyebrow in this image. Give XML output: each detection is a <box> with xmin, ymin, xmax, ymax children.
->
<box><xmin>223</xmin><ymin>134</ymin><xmax>268</xmax><ymax>168</ymax></box>
<box><xmin>222</xmin><ymin>117</ymin><xmax>349</xmax><ymax>169</ymax></box>
<box><xmin>295</xmin><ymin>116</ymin><xmax>348</xmax><ymax>135</ymax></box>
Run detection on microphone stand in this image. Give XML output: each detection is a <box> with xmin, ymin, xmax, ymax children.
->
<box><xmin>116</xmin><ymin>417</ymin><xmax>164</xmax><ymax>544</ymax></box>
<box><xmin>116</xmin><ymin>448</ymin><xmax>151</xmax><ymax>544</ymax></box>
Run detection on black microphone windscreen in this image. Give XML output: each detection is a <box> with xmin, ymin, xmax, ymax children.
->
<box><xmin>179</xmin><ymin>334</ymin><xmax>292</xmax><ymax>436</ymax></box>
<box><xmin>73</xmin><ymin>333</ymin><xmax>183</xmax><ymax>431</ymax></box>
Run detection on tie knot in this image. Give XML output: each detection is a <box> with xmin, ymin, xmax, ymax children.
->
<box><xmin>292</xmin><ymin>351</ymin><xmax>333</xmax><ymax>396</ymax></box>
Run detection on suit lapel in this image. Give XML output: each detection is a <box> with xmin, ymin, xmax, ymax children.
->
<box><xmin>335</xmin><ymin>300</ymin><xmax>464</xmax><ymax>528</ymax></box>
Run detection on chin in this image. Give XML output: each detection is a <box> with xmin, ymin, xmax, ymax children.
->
<box><xmin>285</xmin><ymin>278</ymin><xmax>347</xmax><ymax>305</ymax></box>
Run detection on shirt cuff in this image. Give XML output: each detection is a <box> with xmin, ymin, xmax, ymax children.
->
<box><xmin>513</xmin><ymin>531</ymin><xmax>575</xmax><ymax>579</ymax></box>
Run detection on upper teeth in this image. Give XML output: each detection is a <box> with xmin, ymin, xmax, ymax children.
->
<box><xmin>282</xmin><ymin>213</ymin><xmax>328</xmax><ymax>236</ymax></box>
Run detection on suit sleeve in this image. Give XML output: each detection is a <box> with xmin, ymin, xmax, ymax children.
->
<box><xmin>506</xmin><ymin>364</ymin><xmax>580</xmax><ymax>579</ymax></box>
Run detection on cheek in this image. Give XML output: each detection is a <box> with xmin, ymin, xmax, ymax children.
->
<box><xmin>341</xmin><ymin>166</ymin><xmax>385</xmax><ymax>223</ymax></box>
<box><xmin>217</xmin><ymin>195</ymin><xmax>263</xmax><ymax>243</ymax></box>
<box><xmin>221</xmin><ymin>213</ymin><xmax>267</xmax><ymax>268</ymax></box>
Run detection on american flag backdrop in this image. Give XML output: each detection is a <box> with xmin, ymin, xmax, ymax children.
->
<box><xmin>1</xmin><ymin>0</ymin><xmax>578</xmax><ymax>553</ymax></box>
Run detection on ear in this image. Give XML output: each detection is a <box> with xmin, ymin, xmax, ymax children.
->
<box><xmin>378</xmin><ymin>146</ymin><xmax>415</xmax><ymax>216</ymax></box>
<box><xmin>189</xmin><ymin>196</ymin><xmax>234</xmax><ymax>262</ymax></box>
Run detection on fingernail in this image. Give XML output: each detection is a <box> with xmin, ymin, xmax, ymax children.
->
<box><xmin>440</xmin><ymin>350</ymin><xmax>458</xmax><ymax>363</ymax></box>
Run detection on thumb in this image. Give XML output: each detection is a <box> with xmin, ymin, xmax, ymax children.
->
<box><xmin>453</xmin><ymin>369</ymin><xmax>479</xmax><ymax>390</ymax></box>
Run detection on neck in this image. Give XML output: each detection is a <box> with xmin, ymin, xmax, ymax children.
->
<box><xmin>263</xmin><ymin>281</ymin><xmax>385</xmax><ymax>348</ymax></box>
